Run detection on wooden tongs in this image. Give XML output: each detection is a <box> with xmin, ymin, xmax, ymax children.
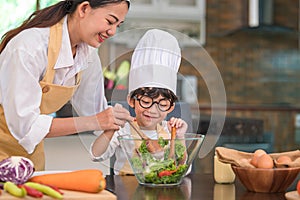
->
<box><xmin>128</xmin><ymin>121</ymin><xmax>164</xmax><ymax>160</ymax></box>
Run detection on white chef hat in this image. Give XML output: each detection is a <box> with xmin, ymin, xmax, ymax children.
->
<box><xmin>128</xmin><ymin>29</ymin><xmax>181</xmax><ymax>95</ymax></box>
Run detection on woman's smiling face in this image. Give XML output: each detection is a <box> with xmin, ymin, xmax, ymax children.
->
<box><xmin>70</xmin><ymin>1</ymin><xmax>129</xmax><ymax>48</ymax></box>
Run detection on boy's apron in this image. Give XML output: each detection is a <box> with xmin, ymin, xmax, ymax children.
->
<box><xmin>0</xmin><ymin>18</ymin><xmax>81</xmax><ymax>171</ymax></box>
<box><xmin>118</xmin><ymin>122</ymin><xmax>169</xmax><ymax>175</ymax></box>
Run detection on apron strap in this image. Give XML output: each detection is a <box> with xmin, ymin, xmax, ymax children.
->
<box><xmin>41</xmin><ymin>18</ymin><xmax>64</xmax><ymax>83</ymax></box>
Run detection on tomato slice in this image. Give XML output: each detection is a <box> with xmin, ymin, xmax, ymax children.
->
<box><xmin>158</xmin><ymin>170</ymin><xmax>177</xmax><ymax>178</ymax></box>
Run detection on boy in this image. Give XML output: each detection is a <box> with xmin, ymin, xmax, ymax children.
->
<box><xmin>90</xmin><ymin>29</ymin><xmax>188</xmax><ymax>175</ymax></box>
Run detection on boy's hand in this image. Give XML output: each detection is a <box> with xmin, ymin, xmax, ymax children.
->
<box><xmin>168</xmin><ymin>117</ymin><xmax>188</xmax><ymax>138</ymax></box>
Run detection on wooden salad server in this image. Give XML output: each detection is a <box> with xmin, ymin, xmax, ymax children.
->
<box><xmin>128</xmin><ymin>121</ymin><xmax>164</xmax><ymax>160</ymax></box>
<box><xmin>168</xmin><ymin>127</ymin><xmax>176</xmax><ymax>161</ymax></box>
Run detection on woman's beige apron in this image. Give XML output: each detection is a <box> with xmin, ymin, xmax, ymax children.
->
<box><xmin>119</xmin><ymin>122</ymin><xmax>169</xmax><ymax>175</ymax></box>
<box><xmin>0</xmin><ymin>18</ymin><xmax>81</xmax><ymax>171</ymax></box>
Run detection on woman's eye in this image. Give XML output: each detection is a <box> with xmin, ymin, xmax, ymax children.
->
<box><xmin>107</xmin><ymin>18</ymin><xmax>117</xmax><ymax>25</ymax></box>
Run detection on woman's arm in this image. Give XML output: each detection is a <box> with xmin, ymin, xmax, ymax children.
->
<box><xmin>47</xmin><ymin>105</ymin><xmax>132</xmax><ymax>137</ymax></box>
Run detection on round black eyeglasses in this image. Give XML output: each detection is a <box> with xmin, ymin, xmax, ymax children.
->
<box><xmin>134</xmin><ymin>96</ymin><xmax>173</xmax><ymax>112</ymax></box>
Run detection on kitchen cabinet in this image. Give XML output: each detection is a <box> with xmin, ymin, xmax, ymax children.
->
<box><xmin>117</xmin><ymin>0</ymin><xmax>206</xmax><ymax>46</ymax></box>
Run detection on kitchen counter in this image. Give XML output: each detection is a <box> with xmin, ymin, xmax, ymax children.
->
<box><xmin>105</xmin><ymin>173</ymin><xmax>299</xmax><ymax>200</ymax></box>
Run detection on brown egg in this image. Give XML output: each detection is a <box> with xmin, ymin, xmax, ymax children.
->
<box><xmin>250</xmin><ymin>149</ymin><xmax>267</xmax><ymax>167</ymax></box>
<box><xmin>250</xmin><ymin>156</ymin><xmax>258</xmax><ymax>167</ymax></box>
<box><xmin>257</xmin><ymin>154</ymin><xmax>274</xmax><ymax>169</ymax></box>
<box><xmin>276</xmin><ymin>155</ymin><xmax>292</xmax><ymax>164</ymax></box>
<box><xmin>254</xmin><ymin>149</ymin><xmax>267</xmax><ymax>157</ymax></box>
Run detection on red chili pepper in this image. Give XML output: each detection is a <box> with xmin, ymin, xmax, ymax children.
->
<box><xmin>158</xmin><ymin>170</ymin><xmax>177</xmax><ymax>178</ymax></box>
<box><xmin>18</xmin><ymin>184</ymin><xmax>43</xmax><ymax>198</ymax></box>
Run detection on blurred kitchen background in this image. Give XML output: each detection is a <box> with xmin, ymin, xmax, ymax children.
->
<box><xmin>1</xmin><ymin>0</ymin><xmax>300</xmax><ymax>174</ymax></box>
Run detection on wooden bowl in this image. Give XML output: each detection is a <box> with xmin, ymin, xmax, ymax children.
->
<box><xmin>232</xmin><ymin>166</ymin><xmax>300</xmax><ymax>193</ymax></box>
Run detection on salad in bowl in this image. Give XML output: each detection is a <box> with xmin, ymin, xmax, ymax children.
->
<box><xmin>118</xmin><ymin>133</ymin><xmax>205</xmax><ymax>186</ymax></box>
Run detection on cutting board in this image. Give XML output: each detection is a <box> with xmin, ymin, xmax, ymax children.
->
<box><xmin>0</xmin><ymin>189</ymin><xmax>116</xmax><ymax>200</ymax></box>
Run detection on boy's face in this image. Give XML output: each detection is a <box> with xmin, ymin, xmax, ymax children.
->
<box><xmin>128</xmin><ymin>94</ymin><xmax>174</xmax><ymax>130</ymax></box>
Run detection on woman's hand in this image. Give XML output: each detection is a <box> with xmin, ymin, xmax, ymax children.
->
<box><xmin>168</xmin><ymin>117</ymin><xmax>188</xmax><ymax>138</ymax></box>
<box><xmin>95</xmin><ymin>103</ymin><xmax>134</xmax><ymax>131</ymax></box>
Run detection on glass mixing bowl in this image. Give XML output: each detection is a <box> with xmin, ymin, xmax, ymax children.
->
<box><xmin>118</xmin><ymin>133</ymin><xmax>205</xmax><ymax>187</ymax></box>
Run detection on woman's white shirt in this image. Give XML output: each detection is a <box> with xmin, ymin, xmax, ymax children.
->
<box><xmin>0</xmin><ymin>17</ymin><xmax>107</xmax><ymax>154</ymax></box>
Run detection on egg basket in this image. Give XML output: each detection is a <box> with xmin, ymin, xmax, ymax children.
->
<box><xmin>232</xmin><ymin>166</ymin><xmax>300</xmax><ymax>193</ymax></box>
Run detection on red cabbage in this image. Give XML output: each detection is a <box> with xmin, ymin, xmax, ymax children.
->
<box><xmin>0</xmin><ymin>156</ymin><xmax>35</xmax><ymax>184</ymax></box>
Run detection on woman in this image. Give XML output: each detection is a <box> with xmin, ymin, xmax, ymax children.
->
<box><xmin>0</xmin><ymin>0</ymin><xmax>133</xmax><ymax>170</ymax></box>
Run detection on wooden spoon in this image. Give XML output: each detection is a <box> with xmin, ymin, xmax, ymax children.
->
<box><xmin>128</xmin><ymin>121</ymin><xmax>164</xmax><ymax>160</ymax></box>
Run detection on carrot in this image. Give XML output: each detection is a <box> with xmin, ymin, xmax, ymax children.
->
<box><xmin>28</xmin><ymin>169</ymin><xmax>106</xmax><ymax>193</ymax></box>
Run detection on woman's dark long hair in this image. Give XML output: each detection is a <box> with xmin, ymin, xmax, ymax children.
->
<box><xmin>0</xmin><ymin>0</ymin><xmax>130</xmax><ymax>53</ymax></box>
